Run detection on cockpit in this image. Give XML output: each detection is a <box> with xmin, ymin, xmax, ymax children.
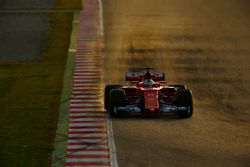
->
<box><xmin>143</xmin><ymin>79</ymin><xmax>155</xmax><ymax>88</ymax></box>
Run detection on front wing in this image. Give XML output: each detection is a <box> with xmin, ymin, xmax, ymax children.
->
<box><xmin>114</xmin><ymin>104</ymin><xmax>188</xmax><ymax>116</ymax></box>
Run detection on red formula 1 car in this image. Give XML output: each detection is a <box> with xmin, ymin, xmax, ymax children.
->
<box><xmin>104</xmin><ymin>67</ymin><xmax>193</xmax><ymax>118</ymax></box>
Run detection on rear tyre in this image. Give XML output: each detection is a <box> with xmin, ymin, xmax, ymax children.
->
<box><xmin>110</xmin><ymin>89</ymin><xmax>126</xmax><ymax>117</ymax></box>
<box><xmin>104</xmin><ymin>85</ymin><xmax>122</xmax><ymax>111</ymax></box>
<box><xmin>177</xmin><ymin>89</ymin><xmax>193</xmax><ymax>118</ymax></box>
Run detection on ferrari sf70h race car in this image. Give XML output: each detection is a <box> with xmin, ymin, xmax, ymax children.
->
<box><xmin>104</xmin><ymin>67</ymin><xmax>193</xmax><ymax>118</ymax></box>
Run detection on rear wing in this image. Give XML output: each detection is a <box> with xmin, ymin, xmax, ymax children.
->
<box><xmin>125</xmin><ymin>72</ymin><xmax>165</xmax><ymax>81</ymax></box>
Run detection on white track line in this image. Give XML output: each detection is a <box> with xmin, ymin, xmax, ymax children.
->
<box><xmin>98</xmin><ymin>0</ymin><xmax>118</xmax><ymax>166</ymax></box>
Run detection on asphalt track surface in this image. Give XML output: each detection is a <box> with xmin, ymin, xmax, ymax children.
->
<box><xmin>103</xmin><ymin>0</ymin><xmax>250</xmax><ymax>166</ymax></box>
<box><xmin>0</xmin><ymin>0</ymin><xmax>55</xmax><ymax>9</ymax></box>
<box><xmin>0</xmin><ymin>0</ymin><xmax>55</xmax><ymax>61</ymax></box>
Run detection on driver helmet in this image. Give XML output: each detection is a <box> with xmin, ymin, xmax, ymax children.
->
<box><xmin>143</xmin><ymin>79</ymin><xmax>155</xmax><ymax>87</ymax></box>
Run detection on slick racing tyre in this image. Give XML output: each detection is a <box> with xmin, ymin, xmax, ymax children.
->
<box><xmin>104</xmin><ymin>84</ymin><xmax>122</xmax><ymax>111</ymax></box>
<box><xmin>110</xmin><ymin>89</ymin><xmax>126</xmax><ymax>117</ymax></box>
<box><xmin>177</xmin><ymin>89</ymin><xmax>193</xmax><ymax>118</ymax></box>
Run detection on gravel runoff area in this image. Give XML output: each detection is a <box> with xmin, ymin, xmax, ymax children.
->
<box><xmin>0</xmin><ymin>0</ymin><xmax>56</xmax><ymax>62</ymax></box>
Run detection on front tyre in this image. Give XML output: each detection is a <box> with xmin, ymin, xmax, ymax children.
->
<box><xmin>169</xmin><ymin>84</ymin><xmax>187</xmax><ymax>90</ymax></box>
<box><xmin>104</xmin><ymin>85</ymin><xmax>122</xmax><ymax>111</ymax></box>
<box><xmin>177</xmin><ymin>89</ymin><xmax>193</xmax><ymax>118</ymax></box>
<box><xmin>109</xmin><ymin>89</ymin><xmax>126</xmax><ymax>117</ymax></box>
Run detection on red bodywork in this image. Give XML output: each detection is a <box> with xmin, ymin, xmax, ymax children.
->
<box><xmin>122</xmin><ymin>68</ymin><xmax>177</xmax><ymax>116</ymax></box>
<box><xmin>144</xmin><ymin>89</ymin><xmax>159</xmax><ymax>113</ymax></box>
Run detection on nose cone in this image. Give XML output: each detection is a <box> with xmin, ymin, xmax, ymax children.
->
<box><xmin>144</xmin><ymin>90</ymin><xmax>159</xmax><ymax>113</ymax></box>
